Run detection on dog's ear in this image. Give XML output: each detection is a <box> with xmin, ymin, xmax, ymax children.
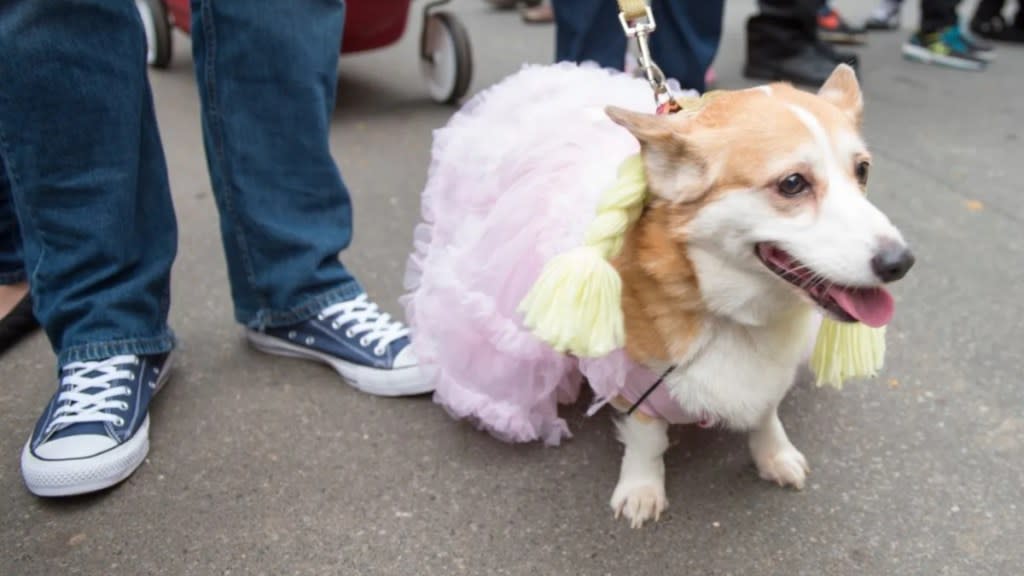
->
<box><xmin>606</xmin><ymin>106</ymin><xmax>708</xmax><ymax>203</ymax></box>
<box><xmin>818</xmin><ymin>64</ymin><xmax>863</xmax><ymax>126</ymax></box>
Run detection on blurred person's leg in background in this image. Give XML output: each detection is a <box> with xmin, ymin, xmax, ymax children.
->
<box><xmin>921</xmin><ymin>0</ymin><xmax>960</xmax><ymax>33</ymax></box>
<box><xmin>971</xmin><ymin>0</ymin><xmax>1024</xmax><ymax>41</ymax></box>
<box><xmin>551</xmin><ymin>0</ymin><xmax>724</xmax><ymax>92</ymax></box>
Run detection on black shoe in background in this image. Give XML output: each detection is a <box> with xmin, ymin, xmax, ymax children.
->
<box><xmin>815</xmin><ymin>40</ymin><xmax>860</xmax><ymax>69</ymax></box>
<box><xmin>745</xmin><ymin>8</ymin><xmax>860</xmax><ymax>87</ymax></box>
<box><xmin>745</xmin><ymin>43</ymin><xmax>845</xmax><ymax>86</ymax></box>
<box><xmin>970</xmin><ymin>14</ymin><xmax>1024</xmax><ymax>43</ymax></box>
<box><xmin>0</xmin><ymin>294</ymin><xmax>38</xmax><ymax>354</ymax></box>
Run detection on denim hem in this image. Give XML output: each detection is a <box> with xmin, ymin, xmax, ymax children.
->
<box><xmin>245</xmin><ymin>281</ymin><xmax>365</xmax><ymax>330</ymax></box>
<box><xmin>58</xmin><ymin>330</ymin><xmax>177</xmax><ymax>367</ymax></box>
<box><xmin>0</xmin><ymin>269</ymin><xmax>27</xmax><ymax>285</ymax></box>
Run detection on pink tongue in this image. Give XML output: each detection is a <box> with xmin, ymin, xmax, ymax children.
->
<box><xmin>828</xmin><ymin>286</ymin><xmax>895</xmax><ymax>328</ymax></box>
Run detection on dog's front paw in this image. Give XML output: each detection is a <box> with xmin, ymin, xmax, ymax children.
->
<box><xmin>610</xmin><ymin>481</ymin><xmax>667</xmax><ymax>528</ymax></box>
<box><xmin>754</xmin><ymin>447</ymin><xmax>810</xmax><ymax>489</ymax></box>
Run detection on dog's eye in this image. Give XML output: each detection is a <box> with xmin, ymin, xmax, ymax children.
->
<box><xmin>777</xmin><ymin>174</ymin><xmax>809</xmax><ymax>197</ymax></box>
<box><xmin>855</xmin><ymin>161</ymin><xmax>870</xmax><ymax>186</ymax></box>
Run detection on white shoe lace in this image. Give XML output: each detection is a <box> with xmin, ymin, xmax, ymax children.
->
<box><xmin>48</xmin><ymin>355</ymin><xmax>138</xmax><ymax>434</ymax></box>
<box><xmin>318</xmin><ymin>294</ymin><xmax>409</xmax><ymax>357</ymax></box>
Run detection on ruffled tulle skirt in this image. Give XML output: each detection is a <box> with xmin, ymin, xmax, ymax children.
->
<box><xmin>402</xmin><ymin>63</ymin><xmax>688</xmax><ymax>445</ymax></box>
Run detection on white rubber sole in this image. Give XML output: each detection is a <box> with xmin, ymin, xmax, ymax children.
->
<box><xmin>22</xmin><ymin>416</ymin><xmax>151</xmax><ymax>497</ymax></box>
<box><xmin>20</xmin><ymin>353</ymin><xmax>173</xmax><ymax>497</ymax></box>
<box><xmin>901</xmin><ymin>43</ymin><xmax>985</xmax><ymax>70</ymax></box>
<box><xmin>246</xmin><ymin>330</ymin><xmax>433</xmax><ymax>397</ymax></box>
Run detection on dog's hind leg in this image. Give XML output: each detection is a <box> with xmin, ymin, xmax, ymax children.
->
<box><xmin>610</xmin><ymin>415</ymin><xmax>669</xmax><ymax>528</ymax></box>
<box><xmin>748</xmin><ymin>406</ymin><xmax>809</xmax><ymax>490</ymax></box>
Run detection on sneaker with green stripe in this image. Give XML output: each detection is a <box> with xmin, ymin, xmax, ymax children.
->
<box><xmin>901</xmin><ymin>26</ymin><xmax>987</xmax><ymax>71</ymax></box>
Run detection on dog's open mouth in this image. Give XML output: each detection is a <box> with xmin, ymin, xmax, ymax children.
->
<box><xmin>755</xmin><ymin>243</ymin><xmax>894</xmax><ymax>328</ymax></box>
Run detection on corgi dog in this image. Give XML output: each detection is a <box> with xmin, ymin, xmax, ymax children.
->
<box><xmin>403</xmin><ymin>63</ymin><xmax>913</xmax><ymax>528</ymax></box>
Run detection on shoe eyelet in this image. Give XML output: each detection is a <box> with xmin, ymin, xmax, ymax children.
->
<box><xmin>331</xmin><ymin>321</ymin><xmax>339</xmax><ymax>330</ymax></box>
<box><xmin>115</xmin><ymin>418</ymin><xmax>125</xmax><ymax>427</ymax></box>
<box><xmin>345</xmin><ymin>329</ymin><xmax>355</xmax><ymax>338</ymax></box>
<box><xmin>119</xmin><ymin>402</ymin><xmax>129</xmax><ymax>411</ymax></box>
<box><xmin>374</xmin><ymin>347</ymin><xmax>386</xmax><ymax>357</ymax></box>
<box><xmin>359</xmin><ymin>337</ymin><xmax>370</xmax><ymax>347</ymax></box>
<box><xmin>124</xmin><ymin>388</ymin><xmax>132</xmax><ymax>397</ymax></box>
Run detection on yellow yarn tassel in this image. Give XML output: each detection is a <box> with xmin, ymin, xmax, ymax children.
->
<box><xmin>519</xmin><ymin>155</ymin><xmax>647</xmax><ymax>357</ymax></box>
<box><xmin>810</xmin><ymin>321</ymin><xmax>886</xmax><ymax>389</ymax></box>
<box><xmin>810</xmin><ymin>177</ymin><xmax>889</xmax><ymax>388</ymax></box>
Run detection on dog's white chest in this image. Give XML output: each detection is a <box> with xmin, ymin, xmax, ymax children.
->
<box><xmin>664</xmin><ymin>309</ymin><xmax>815</xmax><ymax>430</ymax></box>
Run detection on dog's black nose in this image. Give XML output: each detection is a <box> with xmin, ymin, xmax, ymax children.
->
<box><xmin>872</xmin><ymin>242</ymin><xmax>915</xmax><ymax>282</ymax></box>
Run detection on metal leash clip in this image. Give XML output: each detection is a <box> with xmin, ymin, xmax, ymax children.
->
<box><xmin>618</xmin><ymin>5</ymin><xmax>670</xmax><ymax>107</ymax></box>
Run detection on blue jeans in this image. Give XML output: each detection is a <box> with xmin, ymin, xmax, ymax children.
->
<box><xmin>0</xmin><ymin>0</ymin><xmax>360</xmax><ymax>366</ymax></box>
<box><xmin>551</xmin><ymin>0</ymin><xmax>725</xmax><ymax>92</ymax></box>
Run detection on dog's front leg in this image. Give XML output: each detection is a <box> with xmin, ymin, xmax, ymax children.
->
<box><xmin>748</xmin><ymin>406</ymin><xmax>809</xmax><ymax>489</ymax></box>
<box><xmin>610</xmin><ymin>415</ymin><xmax>669</xmax><ymax>528</ymax></box>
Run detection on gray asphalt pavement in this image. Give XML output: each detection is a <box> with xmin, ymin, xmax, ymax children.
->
<box><xmin>2</xmin><ymin>1</ymin><xmax>1022</xmax><ymax>575</ymax></box>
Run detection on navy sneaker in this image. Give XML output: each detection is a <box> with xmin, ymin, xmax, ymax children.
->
<box><xmin>246</xmin><ymin>293</ymin><xmax>430</xmax><ymax>397</ymax></box>
<box><xmin>21</xmin><ymin>353</ymin><xmax>172</xmax><ymax>497</ymax></box>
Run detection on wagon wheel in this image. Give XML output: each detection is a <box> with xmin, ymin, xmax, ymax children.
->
<box><xmin>420</xmin><ymin>11</ymin><xmax>473</xmax><ymax>105</ymax></box>
<box><xmin>136</xmin><ymin>0</ymin><xmax>173</xmax><ymax>69</ymax></box>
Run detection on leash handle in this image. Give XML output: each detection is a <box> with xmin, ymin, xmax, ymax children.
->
<box><xmin>616</xmin><ymin>0</ymin><xmax>671</xmax><ymax>108</ymax></box>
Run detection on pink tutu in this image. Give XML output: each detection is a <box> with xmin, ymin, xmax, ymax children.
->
<box><xmin>402</xmin><ymin>63</ymin><xmax>697</xmax><ymax>445</ymax></box>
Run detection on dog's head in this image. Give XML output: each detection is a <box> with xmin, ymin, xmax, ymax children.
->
<box><xmin>609</xmin><ymin>65</ymin><xmax>912</xmax><ymax>329</ymax></box>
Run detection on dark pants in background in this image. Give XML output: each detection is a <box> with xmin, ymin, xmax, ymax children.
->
<box><xmin>921</xmin><ymin>0</ymin><xmax>962</xmax><ymax>33</ymax></box>
<box><xmin>551</xmin><ymin>0</ymin><xmax>725</xmax><ymax>92</ymax></box>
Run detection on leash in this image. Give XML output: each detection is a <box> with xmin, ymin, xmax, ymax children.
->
<box><xmin>616</xmin><ymin>0</ymin><xmax>681</xmax><ymax>114</ymax></box>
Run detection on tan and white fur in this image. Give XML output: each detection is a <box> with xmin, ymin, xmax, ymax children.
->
<box><xmin>604</xmin><ymin>66</ymin><xmax>911</xmax><ymax>527</ymax></box>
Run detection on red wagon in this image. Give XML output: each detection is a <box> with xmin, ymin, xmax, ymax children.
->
<box><xmin>134</xmin><ymin>0</ymin><xmax>473</xmax><ymax>104</ymax></box>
